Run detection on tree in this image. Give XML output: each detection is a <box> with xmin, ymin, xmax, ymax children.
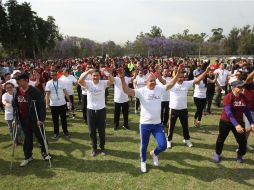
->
<box><xmin>208</xmin><ymin>28</ymin><xmax>224</xmax><ymax>42</ymax></box>
<box><xmin>224</xmin><ymin>27</ymin><xmax>240</xmax><ymax>55</ymax></box>
<box><xmin>146</xmin><ymin>26</ymin><xmax>163</xmax><ymax>38</ymax></box>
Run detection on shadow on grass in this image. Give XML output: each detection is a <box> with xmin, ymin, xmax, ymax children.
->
<box><xmin>159</xmin><ymin>152</ymin><xmax>254</xmax><ymax>187</ymax></box>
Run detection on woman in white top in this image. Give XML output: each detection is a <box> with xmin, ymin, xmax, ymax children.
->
<box><xmin>2</xmin><ymin>82</ymin><xmax>24</xmax><ymax>144</ymax></box>
<box><xmin>193</xmin><ymin>75</ymin><xmax>207</xmax><ymax>127</ymax></box>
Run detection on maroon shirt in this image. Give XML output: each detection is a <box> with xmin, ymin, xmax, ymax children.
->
<box><xmin>244</xmin><ymin>83</ymin><xmax>254</xmax><ymax>111</ymax></box>
<box><xmin>220</xmin><ymin>92</ymin><xmax>246</xmax><ymax>124</ymax></box>
<box><xmin>17</xmin><ymin>90</ymin><xmax>29</xmax><ymax>119</ymax></box>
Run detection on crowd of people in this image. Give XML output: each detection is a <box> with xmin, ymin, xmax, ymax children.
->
<box><xmin>1</xmin><ymin>56</ymin><xmax>254</xmax><ymax>172</ymax></box>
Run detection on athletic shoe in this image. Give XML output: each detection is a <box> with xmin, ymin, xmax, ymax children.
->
<box><xmin>100</xmin><ymin>149</ymin><xmax>106</xmax><ymax>156</ymax></box>
<box><xmin>236</xmin><ymin>154</ymin><xmax>244</xmax><ymax>163</ymax></box>
<box><xmin>63</xmin><ymin>132</ymin><xmax>70</xmax><ymax>138</ymax></box>
<box><xmin>20</xmin><ymin>157</ymin><xmax>33</xmax><ymax>167</ymax></box>
<box><xmin>52</xmin><ymin>134</ymin><xmax>59</xmax><ymax>140</ymax></box>
<box><xmin>42</xmin><ymin>153</ymin><xmax>52</xmax><ymax>160</ymax></box>
<box><xmin>213</xmin><ymin>153</ymin><xmax>220</xmax><ymax>163</ymax></box>
<box><xmin>183</xmin><ymin>139</ymin><xmax>193</xmax><ymax>147</ymax></box>
<box><xmin>246</xmin><ymin>144</ymin><xmax>254</xmax><ymax>151</ymax></box>
<box><xmin>167</xmin><ymin>141</ymin><xmax>172</xmax><ymax>149</ymax></box>
<box><xmin>91</xmin><ymin>149</ymin><xmax>97</xmax><ymax>157</ymax></box>
<box><xmin>150</xmin><ymin>150</ymin><xmax>159</xmax><ymax>166</ymax></box>
<box><xmin>122</xmin><ymin>125</ymin><xmax>130</xmax><ymax>130</ymax></box>
<box><xmin>140</xmin><ymin>162</ymin><xmax>147</xmax><ymax>173</ymax></box>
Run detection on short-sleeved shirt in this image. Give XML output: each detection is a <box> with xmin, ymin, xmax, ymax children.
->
<box><xmin>169</xmin><ymin>80</ymin><xmax>194</xmax><ymax>109</ymax></box>
<box><xmin>220</xmin><ymin>92</ymin><xmax>247</xmax><ymax>124</ymax></box>
<box><xmin>156</xmin><ymin>77</ymin><xmax>171</xmax><ymax>102</ymax></box>
<box><xmin>114</xmin><ymin>77</ymin><xmax>132</xmax><ymax>103</ymax></box>
<box><xmin>213</xmin><ymin>68</ymin><xmax>230</xmax><ymax>86</ymax></box>
<box><xmin>2</xmin><ymin>93</ymin><xmax>13</xmax><ymax>120</ymax></box>
<box><xmin>59</xmin><ymin>75</ymin><xmax>77</xmax><ymax>95</ymax></box>
<box><xmin>135</xmin><ymin>85</ymin><xmax>166</xmax><ymax>124</ymax></box>
<box><xmin>86</xmin><ymin>80</ymin><xmax>109</xmax><ymax>110</ymax></box>
<box><xmin>45</xmin><ymin>79</ymin><xmax>66</xmax><ymax>106</ymax></box>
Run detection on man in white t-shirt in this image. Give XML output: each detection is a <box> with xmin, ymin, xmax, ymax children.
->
<box><xmin>60</xmin><ymin>68</ymin><xmax>77</xmax><ymax>118</ymax></box>
<box><xmin>133</xmin><ymin>69</ymin><xmax>147</xmax><ymax>114</ymax></box>
<box><xmin>78</xmin><ymin>68</ymin><xmax>114</xmax><ymax>157</ymax></box>
<box><xmin>156</xmin><ymin>68</ymin><xmax>171</xmax><ymax>128</ymax></box>
<box><xmin>45</xmin><ymin>70</ymin><xmax>72</xmax><ymax>140</ymax></box>
<box><xmin>118</xmin><ymin>65</ymin><xmax>183</xmax><ymax>173</ymax></box>
<box><xmin>113</xmin><ymin>70</ymin><xmax>137</xmax><ymax>130</ymax></box>
<box><xmin>213</xmin><ymin>63</ymin><xmax>230</xmax><ymax>107</ymax></box>
<box><xmin>157</xmin><ymin>66</ymin><xmax>210</xmax><ymax>149</ymax></box>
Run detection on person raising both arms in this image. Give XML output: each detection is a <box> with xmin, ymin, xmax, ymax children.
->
<box><xmin>118</xmin><ymin>64</ymin><xmax>184</xmax><ymax>173</ymax></box>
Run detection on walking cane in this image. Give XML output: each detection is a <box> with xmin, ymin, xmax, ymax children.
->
<box><xmin>10</xmin><ymin>121</ymin><xmax>18</xmax><ymax>170</ymax></box>
<box><xmin>32</xmin><ymin>100</ymin><xmax>52</xmax><ymax>168</ymax></box>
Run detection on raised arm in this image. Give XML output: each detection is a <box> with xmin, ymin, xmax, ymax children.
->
<box><xmin>194</xmin><ymin>66</ymin><xmax>210</xmax><ymax>84</ymax></box>
<box><xmin>78</xmin><ymin>69</ymin><xmax>93</xmax><ymax>88</ymax></box>
<box><xmin>245</xmin><ymin>70</ymin><xmax>254</xmax><ymax>84</ymax></box>
<box><xmin>118</xmin><ymin>68</ymin><xmax>135</xmax><ymax>97</ymax></box>
<box><xmin>165</xmin><ymin>64</ymin><xmax>184</xmax><ymax>90</ymax></box>
<box><xmin>155</xmin><ymin>64</ymin><xmax>166</xmax><ymax>85</ymax></box>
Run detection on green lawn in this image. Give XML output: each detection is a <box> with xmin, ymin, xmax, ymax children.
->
<box><xmin>0</xmin><ymin>89</ymin><xmax>254</xmax><ymax>190</ymax></box>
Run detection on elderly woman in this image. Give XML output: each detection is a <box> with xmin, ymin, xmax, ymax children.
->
<box><xmin>214</xmin><ymin>80</ymin><xmax>254</xmax><ymax>163</ymax></box>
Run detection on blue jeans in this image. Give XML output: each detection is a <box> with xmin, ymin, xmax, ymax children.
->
<box><xmin>139</xmin><ymin>123</ymin><xmax>167</xmax><ymax>162</ymax></box>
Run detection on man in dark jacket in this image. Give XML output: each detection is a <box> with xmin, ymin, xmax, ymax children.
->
<box><xmin>13</xmin><ymin>73</ymin><xmax>51</xmax><ymax>167</ymax></box>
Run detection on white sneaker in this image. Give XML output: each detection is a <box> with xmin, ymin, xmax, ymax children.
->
<box><xmin>167</xmin><ymin>141</ymin><xmax>172</xmax><ymax>149</ymax></box>
<box><xmin>247</xmin><ymin>144</ymin><xmax>254</xmax><ymax>151</ymax></box>
<box><xmin>150</xmin><ymin>150</ymin><xmax>159</xmax><ymax>166</ymax></box>
<box><xmin>183</xmin><ymin>139</ymin><xmax>193</xmax><ymax>147</ymax></box>
<box><xmin>141</xmin><ymin>162</ymin><xmax>147</xmax><ymax>173</ymax></box>
<box><xmin>20</xmin><ymin>157</ymin><xmax>33</xmax><ymax>167</ymax></box>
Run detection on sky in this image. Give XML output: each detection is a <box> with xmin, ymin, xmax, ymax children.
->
<box><xmin>2</xmin><ymin>0</ymin><xmax>254</xmax><ymax>44</ymax></box>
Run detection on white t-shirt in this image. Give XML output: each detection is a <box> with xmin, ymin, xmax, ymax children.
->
<box><xmin>193</xmin><ymin>80</ymin><xmax>207</xmax><ymax>98</ymax></box>
<box><xmin>60</xmin><ymin>75</ymin><xmax>77</xmax><ymax>95</ymax></box>
<box><xmin>114</xmin><ymin>77</ymin><xmax>131</xmax><ymax>103</ymax></box>
<box><xmin>2</xmin><ymin>92</ymin><xmax>13</xmax><ymax>120</ymax></box>
<box><xmin>169</xmin><ymin>80</ymin><xmax>194</xmax><ymax>109</ymax></box>
<box><xmin>134</xmin><ymin>75</ymin><xmax>146</xmax><ymax>89</ymax></box>
<box><xmin>135</xmin><ymin>85</ymin><xmax>166</xmax><ymax>124</ymax></box>
<box><xmin>86</xmin><ymin>80</ymin><xmax>108</xmax><ymax>110</ymax></box>
<box><xmin>213</xmin><ymin>68</ymin><xmax>230</xmax><ymax>86</ymax></box>
<box><xmin>156</xmin><ymin>77</ymin><xmax>171</xmax><ymax>102</ymax></box>
<box><xmin>81</xmin><ymin>74</ymin><xmax>91</xmax><ymax>95</ymax></box>
<box><xmin>45</xmin><ymin>79</ymin><xmax>66</xmax><ymax>106</ymax></box>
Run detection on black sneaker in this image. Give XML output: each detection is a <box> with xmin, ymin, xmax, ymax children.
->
<box><xmin>114</xmin><ymin>126</ymin><xmax>119</xmax><ymax>131</ymax></box>
<box><xmin>63</xmin><ymin>132</ymin><xmax>70</xmax><ymax>138</ymax></box>
<box><xmin>52</xmin><ymin>134</ymin><xmax>59</xmax><ymax>140</ymax></box>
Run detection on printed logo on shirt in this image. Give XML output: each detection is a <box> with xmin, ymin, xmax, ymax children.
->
<box><xmin>233</xmin><ymin>101</ymin><xmax>246</xmax><ymax>107</ymax></box>
<box><xmin>90</xmin><ymin>88</ymin><xmax>103</xmax><ymax>94</ymax></box>
<box><xmin>147</xmin><ymin>94</ymin><xmax>160</xmax><ymax>100</ymax></box>
<box><xmin>17</xmin><ymin>96</ymin><xmax>28</xmax><ymax>103</ymax></box>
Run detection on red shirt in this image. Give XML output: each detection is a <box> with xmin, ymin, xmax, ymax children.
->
<box><xmin>17</xmin><ymin>90</ymin><xmax>29</xmax><ymax>119</ymax></box>
<box><xmin>220</xmin><ymin>92</ymin><xmax>246</xmax><ymax>124</ymax></box>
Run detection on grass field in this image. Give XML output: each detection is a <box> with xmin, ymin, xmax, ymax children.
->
<box><xmin>0</xmin><ymin>88</ymin><xmax>254</xmax><ymax>190</ymax></box>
